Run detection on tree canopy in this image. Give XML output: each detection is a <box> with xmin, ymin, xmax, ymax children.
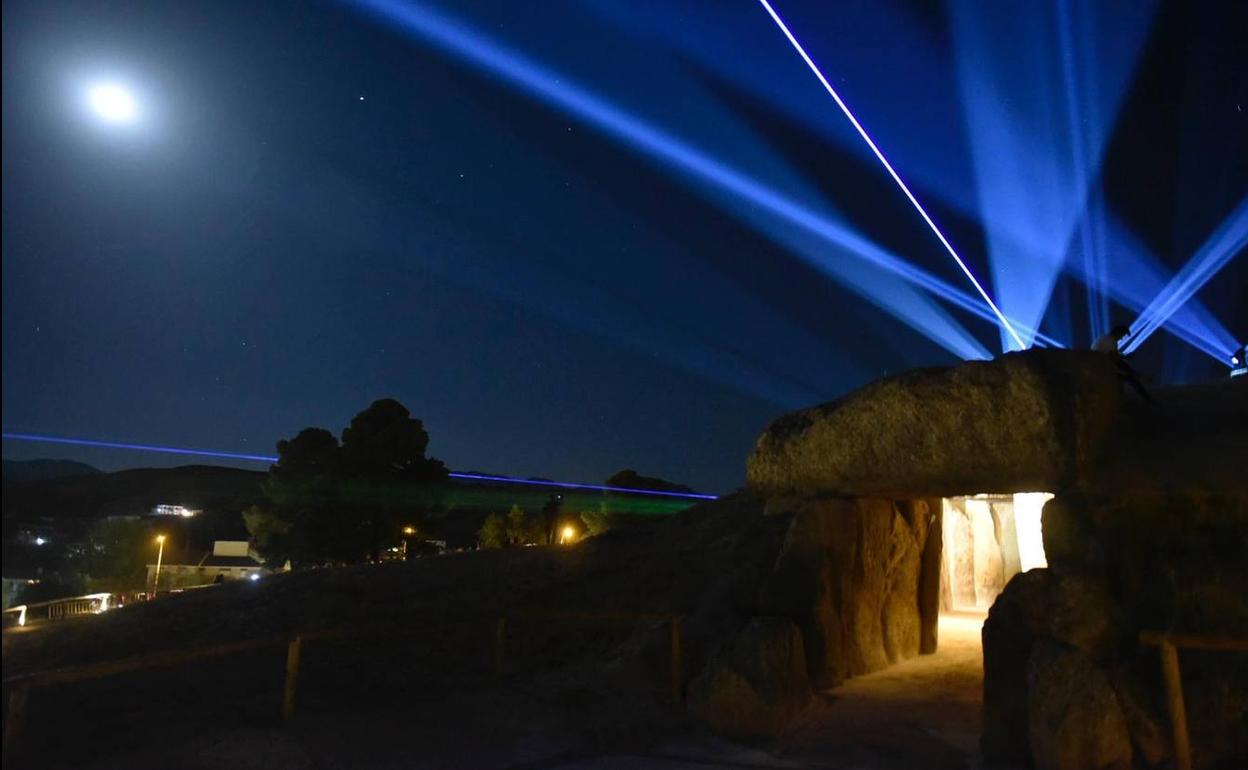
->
<box><xmin>245</xmin><ymin>399</ymin><xmax>448</xmax><ymax>566</ymax></box>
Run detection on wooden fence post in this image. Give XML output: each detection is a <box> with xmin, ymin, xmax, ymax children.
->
<box><xmin>283</xmin><ymin>636</ymin><xmax>302</xmax><ymax>725</ymax></box>
<box><xmin>494</xmin><ymin>617</ymin><xmax>507</xmax><ymax>678</ymax></box>
<box><xmin>1158</xmin><ymin>641</ymin><xmax>1191</xmax><ymax>770</ymax></box>
<box><xmin>670</xmin><ymin>617</ymin><xmax>683</xmax><ymax>705</ymax></box>
<box><xmin>3</xmin><ymin>680</ymin><xmax>31</xmax><ymax>765</ymax></box>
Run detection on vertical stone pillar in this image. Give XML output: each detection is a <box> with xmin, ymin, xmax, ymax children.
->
<box><xmin>918</xmin><ymin>497</ymin><xmax>943</xmax><ymax>654</ymax></box>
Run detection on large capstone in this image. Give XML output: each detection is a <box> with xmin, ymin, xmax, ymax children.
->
<box><xmin>747</xmin><ymin>350</ymin><xmax>1121</xmax><ymax>498</ymax></box>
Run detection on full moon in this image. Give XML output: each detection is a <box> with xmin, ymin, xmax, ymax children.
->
<box><xmin>88</xmin><ymin>83</ymin><xmax>138</xmax><ymax>123</ymax></box>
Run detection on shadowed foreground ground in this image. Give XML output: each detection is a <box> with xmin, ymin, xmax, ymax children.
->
<box><xmin>5</xmin><ymin>614</ymin><xmax>984</xmax><ymax>769</ymax></box>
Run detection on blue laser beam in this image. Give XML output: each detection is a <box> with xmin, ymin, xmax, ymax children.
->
<box><xmin>1056</xmin><ymin>0</ymin><xmax>1109</xmax><ymax>342</ymax></box>
<box><xmin>1064</xmin><ymin>215</ymin><xmax>1234</xmax><ymax>362</ymax></box>
<box><xmin>0</xmin><ymin>432</ymin><xmax>280</xmax><ymax>463</ymax></box>
<box><xmin>949</xmin><ymin>0</ymin><xmax>1157</xmax><ymax>351</ymax></box>
<box><xmin>1</xmin><ymin>432</ymin><xmax>718</xmax><ymax>500</ymax></box>
<box><xmin>755</xmin><ymin>0</ymin><xmax>1026</xmax><ymax>352</ymax></box>
<box><xmin>346</xmin><ymin>0</ymin><xmax>1006</xmax><ymax>360</ymax></box>
<box><xmin>1124</xmin><ymin>197</ymin><xmax>1247</xmax><ymax>356</ymax></box>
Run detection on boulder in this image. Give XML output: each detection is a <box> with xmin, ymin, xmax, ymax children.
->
<box><xmin>760</xmin><ymin>497</ymin><xmax>939</xmax><ymax>688</ymax></box>
<box><xmin>687</xmin><ymin>617</ymin><xmax>811</xmax><ymax>737</ymax></box>
<box><xmin>1107</xmin><ymin>668</ymin><xmax>1169</xmax><ymax>768</ymax></box>
<box><xmin>1042</xmin><ymin>491</ymin><xmax>1248</xmax><ymax>634</ymax></box>
<box><xmin>981</xmin><ymin>569</ymin><xmax>1121</xmax><ymax>763</ymax></box>
<box><xmin>747</xmin><ymin>349</ymin><xmax>1120</xmax><ymax>498</ymax></box>
<box><xmin>1026</xmin><ymin>640</ymin><xmax>1133</xmax><ymax>770</ymax></box>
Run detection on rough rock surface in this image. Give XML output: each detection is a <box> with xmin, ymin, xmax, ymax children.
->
<box><xmin>1026</xmin><ymin>640</ymin><xmax>1133</xmax><ymax>770</ymax></box>
<box><xmin>981</xmin><ymin>569</ymin><xmax>1121</xmax><ymax>763</ymax></box>
<box><xmin>761</xmin><ymin>497</ymin><xmax>940</xmax><ymax>688</ymax></box>
<box><xmin>1042</xmin><ymin>491</ymin><xmax>1248</xmax><ymax>634</ymax></box>
<box><xmin>687</xmin><ymin>616</ymin><xmax>811</xmax><ymax>737</ymax></box>
<box><xmin>985</xmin><ymin>487</ymin><xmax>1248</xmax><ymax>768</ymax></box>
<box><xmin>747</xmin><ymin>349</ymin><xmax>1120</xmax><ymax>498</ymax></box>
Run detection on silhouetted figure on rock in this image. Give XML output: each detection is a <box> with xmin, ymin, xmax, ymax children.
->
<box><xmin>1093</xmin><ymin>325</ymin><xmax>1153</xmax><ymax>403</ymax></box>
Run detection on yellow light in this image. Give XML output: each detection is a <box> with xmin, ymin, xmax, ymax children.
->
<box><xmin>155</xmin><ymin>534</ymin><xmax>166</xmax><ymax>543</ymax></box>
<box><xmin>560</xmin><ymin>525</ymin><xmax>576</xmax><ymax>544</ymax></box>
<box><xmin>1013</xmin><ymin>492</ymin><xmax>1052</xmax><ymax>571</ymax></box>
<box><xmin>402</xmin><ymin>526</ymin><xmax>417</xmax><ymax>535</ymax></box>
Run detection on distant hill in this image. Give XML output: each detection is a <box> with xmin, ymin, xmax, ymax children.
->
<box><xmin>605</xmin><ymin>469</ymin><xmax>695</xmax><ymax>494</ymax></box>
<box><xmin>1</xmin><ymin>464</ymin><xmax>266</xmax><ymax>525</ymax></box>
<box><xmin>0</xmin><ymin>462</ymin><xmax>703</xmax><ymax>551</ymax></box>
<box><xmin>2</xmin><ymin>458</ymin><xmax>103</xmax><ymax>483</ymax></box>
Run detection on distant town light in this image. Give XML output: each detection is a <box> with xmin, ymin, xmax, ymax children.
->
<box><xmin>248</xmin><ymin>573</ymin><xmax>260</xmax><ymax>582</ymax></box>
<box><xmin>153</xmin><ymin>504</ymin><xmax>200</xmax><ymax>518</ymax></box>
<box><xmin>402</xmin><ymin>525</ymin><xmax>417</xmax><ymax>535</ymax></box>
<box><xmin>34</xmin><ymin>537</ymin><xmax>47</xmax><ymax>546</ymax></box>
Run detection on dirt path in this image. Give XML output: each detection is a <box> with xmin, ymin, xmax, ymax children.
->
<box><xmin>774</xmin><ymin>612</ymin><xmax>987</xmax><ymax>769</ymax></box>
<box><xmin>544</xmin><ymin>612</ymin><xmax>989</xmax><ymax>769</ymax></box>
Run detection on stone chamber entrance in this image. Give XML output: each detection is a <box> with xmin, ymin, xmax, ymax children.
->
<box><xmin>940</xmin><ymin>493</ymin><xmax>1052</xmax><ymax>612</ymax></box>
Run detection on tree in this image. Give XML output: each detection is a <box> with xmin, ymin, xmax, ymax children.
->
<box><xmin>245</xmin><ymin>400</ymin><xmax>449</xmax><ymax>566</ymax></box>
<box><xmin>338</xmin><ymin>399</ymin><xmax>449</xmax><ymax>560</ymax></box>
<box><xmin>478</xmin><ymin>513</ymin><xmax>507</xmax><ymax>549</ymax></box>
<box><xmin>340</xmin><ymin>399</ymin><xmax>445</xmax><ymax>481</ymax></box>
<box><xmin>15</xmin><ymin>576</ymin><xmax>86</xmax><ymax>605</ymax></box>
<box><xmin>273</xmin><ymin>427</ymin><xmax>341</xmax><ymax>478</ymax></box>
<box><xmin>247</xmin><ymin>428</ymin><xmax>348</xmax><ymax>565</ymax></box>
<box><xmin>504</xmin><ymin>504</ymin><xmax>544</xmax><ymax>546</ymax></box>
<box><xmin>579</xmin><ymin>509</ymin><xmax>616</xmax><ymax>536</ymax></box>
<box><xmin>80</xmin><ymin>517</ymin><xmax>153</xmax><ymax>591</ymax></box>
<box><xmin>242</xmin><ymin>505</ymin><xmax>293</xmax><ymax>565</ymax></box>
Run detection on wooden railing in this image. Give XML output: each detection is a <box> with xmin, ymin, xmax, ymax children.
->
<box><xmin>1139</xmin><ymin>630</ymin><xmax>1248</xmax><ymax>770</ymax></box>
<box><xmin>2</xmin><ymin>609</ymin><xmax>682</xmax><ymax>764</ymax></box>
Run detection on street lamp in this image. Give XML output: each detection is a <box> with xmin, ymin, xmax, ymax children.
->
<box><xmin>400</xmin><ymin>525</ymin><xmax>416</xmax><ymax>559</ymax></box>
<box><xmin>153</xmin><ymin>535</ymin><xmax>166</xmax><ymax>592</ymax></box>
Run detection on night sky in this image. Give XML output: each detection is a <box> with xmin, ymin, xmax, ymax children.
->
<box><xmin>3</xmin><ymin>0</ymin><xmax>1245</xmax><ymax>492</ymax></box>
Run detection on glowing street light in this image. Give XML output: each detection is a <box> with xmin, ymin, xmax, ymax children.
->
<box><xmin>559</xmin><ymin>525</ymin><xmax>577</xmax><ymax>545</ymax></box>
<box><xmin>399</xmin><ymin>525</ymin><xmax>418</xmax><ymax>559</ymax></box>
<box><xmin>153</xmin><ymin>535</ymin><xmax>166</xmax><ymax>592</ymax></box>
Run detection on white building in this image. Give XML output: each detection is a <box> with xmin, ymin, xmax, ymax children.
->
<box><xmin>146</xmin><ymin>540</ymin><xmax>265</xmax><ymax>589</ymax></box>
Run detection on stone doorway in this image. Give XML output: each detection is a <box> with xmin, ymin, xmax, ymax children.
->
<box><xmin>940</xmin><ymin>493</ymin><xmax>1051</xmax><ymax>611</ymax></box>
